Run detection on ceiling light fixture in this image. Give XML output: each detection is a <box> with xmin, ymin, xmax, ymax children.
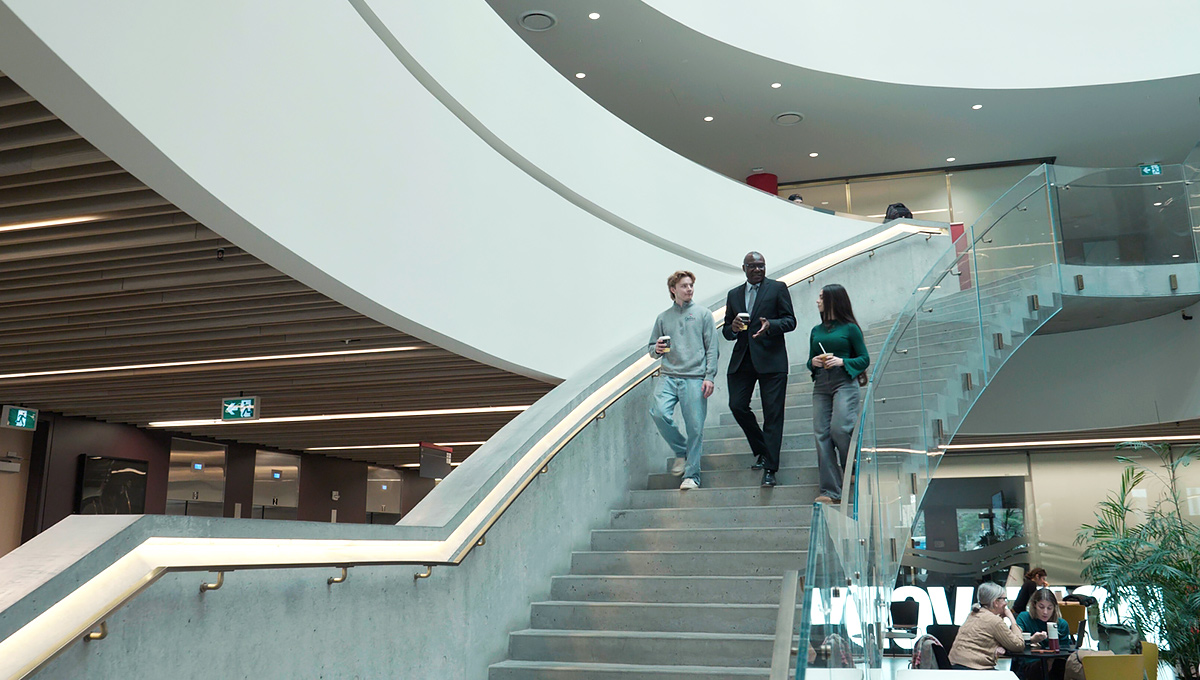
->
<box><xmin>946</xmin><ymin>157</ymin><xmax>957</xmax><ymax>162</ymax></box>
<box><xmin>972</xmin><ymin>104</ymin><xmax>983</xmax><ymax>110</ymax></box>
<box><xmin>0</xmin><ymin>215</ymin><xmax>103</xmax><ymax>233</ymax></box>
<box><xmin>588</xmin><ymin>12</ymin><xmax>599</xmax><ymax>19</ymax></box>
<box><xmin>773</xmin><ymin>112</ymin><xmax>803</xmax><ymax>126</ymax></box>
<box><xmin>0</xmin><ymin>346</ymin><xmax>422</xmax><ymax>381</ymax></box>
<box><xmin>306</xmin><ymin>441</ymin><xmax>487</xmax><ymax>452</ymax></box>
<box><xmin>1173</xmin><ymin>254</ymin><xmax>1181</xmax><ymax>258</ymax></box>
<box><xmin>750</xmin><ymin>167</ymin><xmax>764</xmax><ymax>173</ymax></box>
<box><xmin>518</xmin><ymin>11</ymin><xmax>556</xmax><ymax>31</ymax></box>
<box><xmin>703</xmin><ymin>116</ymin><xmax>714</xmax><ymax>122</ymax></box>
<box><xmin>809</xmin><ymin>152</ymin><xmax>819</xmax><ymax>158</ymax></box>
<box><xmin>1154</xmin><ymin>202</ymin><xmax>1163</xmax><ymax>206</ymax></box>
<box><xmin>148</xmin><ymin>405</ymin><xmax>530</xmax><ymax>428</ymax></box>
<box><xmin>771</xmin><ymin>82</ymin><xmax>782</xmax><ymax>89</ymax></box>
<box><xmin>943</xmin><ymin>433</ymin><xmax>1200</xmax><ymax>451</ymax></box>
<box><xmin>574</xmin><ymin>72</ymin><xmax>586</xmax><ymax>79</ymax></box>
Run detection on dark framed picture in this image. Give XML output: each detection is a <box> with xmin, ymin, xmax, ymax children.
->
<box><xmin>76</xmin><ymin>455</ymin><xmax>148</xmax><ymax>514</ymax></box>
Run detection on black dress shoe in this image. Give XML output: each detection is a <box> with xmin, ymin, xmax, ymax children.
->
<box><xmin>751</xmin><ymin>456</ymin><xmax>764</xmax><ymax>470</ymax></box>
<box><xmin>761</xmin><ymin>471</ymin><xmax>777</xmax><ymax>487</ymax></box>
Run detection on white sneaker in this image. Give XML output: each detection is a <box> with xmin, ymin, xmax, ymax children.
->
<box><xmin>679</xmin><ymin>478</ymin><xmax>700</xmax><ymax>490</ymax></box>
<box><xmin>670</xmin><ymin>457</ymin><xmax>686</xmax><ymax>476</ymax></box>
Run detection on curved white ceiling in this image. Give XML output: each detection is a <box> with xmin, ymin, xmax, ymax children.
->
<box><xmin>0</xmin><ymin>0</ymin><xmax>877</xmax><ymax>380</ymax></box>
<box><xmin>644</xmin><ymin>0</ymin><xmax>1200</xmax><ymax>89</ymax></box>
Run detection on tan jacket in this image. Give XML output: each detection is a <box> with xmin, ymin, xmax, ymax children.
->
<box><xmin>948</xmin><ymin>608</ymin><xmax>1025</xmax><ymax>670</ymax></box>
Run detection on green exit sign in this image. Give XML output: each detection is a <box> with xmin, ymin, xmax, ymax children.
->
<box><xmin>1140</xmin><ymin>163</ymin><xmax>1163</xmax><ymax>176</ymax></box>
<box><xmin>2</xmin><ymin>405</ymin><xmax>37</xmax><ymax>431</ymax></box>
<box><xmin>221</xmin><ymin>396</ymin><xmax>260</xmax><ymax>421</ymax></box>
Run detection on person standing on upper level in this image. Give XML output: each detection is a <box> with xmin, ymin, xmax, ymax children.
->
<box><xmin>648</xmin><ymin>270</ymin><xmax>718</xmax><ymax>490</ymax></box>
<box><xmin>807</xmin><ymin>284</ymin><xmax>869</xmax><ymax>504</ymax></box>
<box><xmin>723</xmin><ymin>252</ymin><xmax>796</xmax><ymax>487</ymax></box>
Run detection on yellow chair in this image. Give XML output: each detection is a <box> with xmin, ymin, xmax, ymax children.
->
<box><xmin>1059</xmin><ymin>602</ymin><xmax>1086</xmax><ymax>640</ymax></box>
<box><xmin>1081</xmin><ymin>654</ymin><xmax>1144</xmax><ymax>680</ymax></box>
<box><xmin>1141</xmin><ymin>641</ymin><xmax>1158</xmax><ymax>680</ymax></box>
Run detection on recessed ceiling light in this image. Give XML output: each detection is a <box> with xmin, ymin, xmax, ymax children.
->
<box><xmin>972</xmin><ymin>104</ymin><xmax>983</xmax><ymax>110</ymax></box>
<box><xmin>1154</xmin><ymin>202</ymin><xmax>1163</xmax><ymax>206</ymax></box>
<box><xmin>574</xmin><ymin>72</ymin><xmax>586</xmax><ymax>79</ymax></box>
<box><xmin>519</xmin><ymin>11</ymin><xmax>556</xmax><ymax>31</ymax></box>
<box><xmin>148</xmin><ymin>405</ymin><xmax>531</xmax><ymax>428</ymax></box>
<box><xmin>821</xmin><ymin>201</ymin><xmax>829</xmax><ymax>205</ymax></box>
<box><xmin>809</xmin><ymin>152</ymin><xmax>819</xmax><ymax>158</ymax></box>
<box><xmin>771</xmin><ymin>82</ymin><xmax>782</xmax><ymax>89</ymax></box>
<box><xmin>588</xmin><ymin>12</ymin><xmax>600</xmax><ymax>19</ymax></box>
<box><xmin>0</xmin><ymin>215</ymin><xmax>103</xmax><ymax>233</ymax></box>
<box><xmin>946</xmin><ymin>157</ymin><xmax>957</xmax><ymax>162</ymax></box>
<box><xmin>306</xmin><ymin>441</ymin><xmax>486</xmax><ymax>452</ymax></box>
<box><xmin>703</xmin><ymin>116</ymin><xmax>714</xmax><ymax>122</ymax></box>
<box><xmin>0</xmin><ymin>345</ymin><xmax>421</xmax><ymax>381</ymax></box>
<box><xmin>773</xmin><ymin>112</ymin><xmax>803</xmax><ymax>126</ymax></box>
<box><xmin>1173</xmin><ymin>253</ymin><xmax>1181</xmax><ymax>258</ymax></box>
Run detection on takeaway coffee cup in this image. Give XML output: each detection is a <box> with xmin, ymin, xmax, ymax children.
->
<box><xmin>737</xmin><ymin>312</ymin><xmax>750</xmax><ymax>328</ymax></box>
<box><xmin>1048</xmin><ymin>637</ymin><xmax>1059</xmax><ymax>651</ymax></box>
<box><xmin>657</xmin><ymin>335</ymin><xmax>671</xmax><ymax>353</ymax></box>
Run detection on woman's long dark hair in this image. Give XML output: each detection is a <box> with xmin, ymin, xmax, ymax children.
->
<box><xmin>821</xmin><ymin>284</ymin><xmax>859</xmax><ymax>328</ymax></box>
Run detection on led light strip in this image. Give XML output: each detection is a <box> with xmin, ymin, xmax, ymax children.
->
<box><xmin>942</xmin><ymin>433</ymin><xmax>1200</xmax><ymax>450</ymax></box>
<box><xmin>149</xmin><ymin>406</ymin><xmax>530</xmax><ymax>428</ymax></box>
<box><xmin>306</xmin><ymin>440</ymin><xmax>487</xmax><ymax>451</ymax></box>
<box><xmin>0</xmin><ymin>215</ymin><xmax>102</xmax><ymax>233</ymax></box>
<box><xmin>0</xmin><ymin>346</ymin><xmax>422</xmax><ymax>380</ymax></box>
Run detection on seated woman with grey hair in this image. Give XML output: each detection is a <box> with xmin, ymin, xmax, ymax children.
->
<box><xmin>948</xmin><ymin>581</ymin><xmax>1026</xmax><ymax>670</ymax></box>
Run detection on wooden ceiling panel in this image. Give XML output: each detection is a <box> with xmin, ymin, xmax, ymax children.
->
<box><xmin>0</xmin><ymin>81</ymin><xmax>554</xmax><ymax>467</ymax></box>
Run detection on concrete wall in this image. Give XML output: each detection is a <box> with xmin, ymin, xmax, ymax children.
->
<box><xmin>22</xmin><ymin>378</ymin><xmax>660</xmax><ymax>679</ymax></box>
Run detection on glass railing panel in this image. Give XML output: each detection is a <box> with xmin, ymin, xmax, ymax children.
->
<box><xmin>798</xmin><ymin>504</ymin><xmax>866</xmax><ymax>680</ymax></box>
<box><xmin>1184</xmin><ymin>143</ymin><xmax>1200</xmax><ymax>260</ymax></box>
<box><xmin>1053</xmin><ymin>164</ymin><xmax>1196</xmax><ymax>267</ymax></box>
<box><xmin>972</xmin><ymin>168</ymin><xmax>1064</xmax><ymax>385</ymax></box>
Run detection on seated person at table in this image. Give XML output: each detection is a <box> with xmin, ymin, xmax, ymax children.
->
<box><xmin>949</xmin><ymin>581</ymin><xmax>1028</xmax><ymax>670</ymax></box>
<box><xmin>1013</xmin><ymin>589</ymin><xmax>1071</xmax><ymax>680</ymax></box>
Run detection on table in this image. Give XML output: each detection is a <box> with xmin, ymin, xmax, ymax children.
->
<box><xmin>1003</xmin><ymin>646</ymin><xmax>1074</xmax><ymax>680</ymax></box>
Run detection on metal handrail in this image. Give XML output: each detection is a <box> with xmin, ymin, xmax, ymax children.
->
<box><xmin>0</xmin><ymin>219</ymin><xmax>949</xmax><ymax>680</ymax></box>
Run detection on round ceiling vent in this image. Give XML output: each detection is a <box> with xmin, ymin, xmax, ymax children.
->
<box><xmin>519</xmin><ymin>11</ymin><xmax>557</xmax><ymax>31</ymax></box>
<box><xmin>773</xmin><ymin>112</ymin><xmax>804</xmax><ymax>126</ymax></box>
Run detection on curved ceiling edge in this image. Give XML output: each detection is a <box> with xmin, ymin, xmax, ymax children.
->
<box><xmin>642</xmin><ymin>0</ymin><xmax>1200</xmax><ymax>90</ymax></box>
<box><xmin>350</xmin><ymin>0</ymin><xmax>739</xmax><ymax>276</ymax></box>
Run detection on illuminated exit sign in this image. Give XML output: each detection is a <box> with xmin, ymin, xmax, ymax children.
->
<box><xmin>1</xmin><ymin>405</ymin><xmax>37</xmax><ymax>431</ymax></box>
<box><xmin>221</xmin><ymin>396</ymin><xmax>260</xmax><ymax>421</ymax></box>
<box><xmin>1139</xmin><ymin>163</ymin><xmax>1163</xmax><ymax>176</ymax></box>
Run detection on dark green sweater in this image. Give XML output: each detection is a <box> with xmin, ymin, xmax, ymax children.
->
<box><xmin>806</xmin><ymin>321</ymin><xmax>870</xmax><ymax>378</ymax></box>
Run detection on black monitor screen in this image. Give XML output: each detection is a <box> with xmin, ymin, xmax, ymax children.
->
<box><xmin>77</xmin><ymin>455</ymin><xmax>148</xmax><ymax>514</ymax></box>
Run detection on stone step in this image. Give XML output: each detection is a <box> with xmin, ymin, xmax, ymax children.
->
<box><xmin>625</xmin><ymin>484</ymin><xmax>819</xmax><ymax>509</ymax></box>
<box><xmin>701</xmin><ymin>434</ymin><xmax>814</xmax><ymax>456</ymax></box>
<box><xmin>568</xmin><ymin>550</ymin><xmax>805</xmax><ymax>577</ymax></box>
<box><xmin>489</xmin><ymin>659</ymin><xmax>774</xmax><ymax>679</ymax></box>
<box><xmin>646</xmin><ymin>464</ymin><xmax>818</xmax><ymax>489</ymax></box>
<box><xmin>506</xmin><ymin>629</ymin><xmax>775</xmax><ymax>668</ymax></box>
<box><xmin>590</xmin><ymin>526</ymin><xmax>809</xmax><ymax>552</ymax></box>
<box><xmin>529</xmin><ymin>600</ymin><xmax>796</xmax><ymax>634</ymax></box>
<box><xmin>608</xmin><ymin>504</ymin><xmax>812</xmax><ymax>530</ymax></box>
<box><xmin>548</xmin><ymin>575</ymin><xmax>788</xmax><ymax>605</ymax></box>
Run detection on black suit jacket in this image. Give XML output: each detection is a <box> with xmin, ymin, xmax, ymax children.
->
<box><xmin>722</xmin><ymin>278</ymin><xmax>796</xmax><ymax>374</ymax></box>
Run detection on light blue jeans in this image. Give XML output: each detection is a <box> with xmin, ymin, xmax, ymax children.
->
<box><xmin>649</xmin><ymin>375</ymin><xmax>707</xmax><ymax>483</ymax></box>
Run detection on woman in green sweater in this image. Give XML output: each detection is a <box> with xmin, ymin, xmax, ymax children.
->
<box><xmin>807</xmin><ymin>284</ymin><xmax>869</xmax><ymax>503</ymax></box>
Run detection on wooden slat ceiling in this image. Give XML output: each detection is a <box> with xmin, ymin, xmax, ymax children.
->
<box><xmin>0</xmin><ymin>74</ymin><xmax>554</xmax><ymax>467</ymax></box>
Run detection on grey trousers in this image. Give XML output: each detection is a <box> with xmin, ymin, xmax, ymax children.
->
<box><xmin>812</xmin><ymin>367</ymin><xmax>861</xmax><ymax>500</ymax></box>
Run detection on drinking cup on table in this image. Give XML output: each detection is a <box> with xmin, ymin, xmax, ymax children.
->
<box><xmin>1048</xmin><ymin>637</ymin><xmax>1059</xmax><ymax>652</ymax></box>
<box><xmin>1022</xmin><ymin>632</ymin><xmax>1032</xmax><ymax>643</ymax></box>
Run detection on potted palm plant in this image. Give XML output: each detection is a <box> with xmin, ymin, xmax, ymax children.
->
<box><xmin>1076</xmin><ymin>442</ymin><xmax>1200</xmax><ymax>680</ymax></box>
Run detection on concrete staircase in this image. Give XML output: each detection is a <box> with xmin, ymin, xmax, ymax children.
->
<box><xmin>488</xmin><ymin>397</ymin><xmax>820</xmax><ymax>678</ymax></box>
<box><xmin>489</xmin><ymin>277</ymin><xmax>1057</xmax><ymax>678</ymax></box>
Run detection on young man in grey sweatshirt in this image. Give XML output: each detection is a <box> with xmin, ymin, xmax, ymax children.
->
<box><xmin>648</xmin><ymin>270</ymin><xmax>719</xmax><ymax>489</ymax></box>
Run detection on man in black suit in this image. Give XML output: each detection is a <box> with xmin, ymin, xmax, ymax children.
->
<box><xmin>723</xmin><ymin>251</ymin><xmax>796</xmax><ymax>486</ymax></box>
